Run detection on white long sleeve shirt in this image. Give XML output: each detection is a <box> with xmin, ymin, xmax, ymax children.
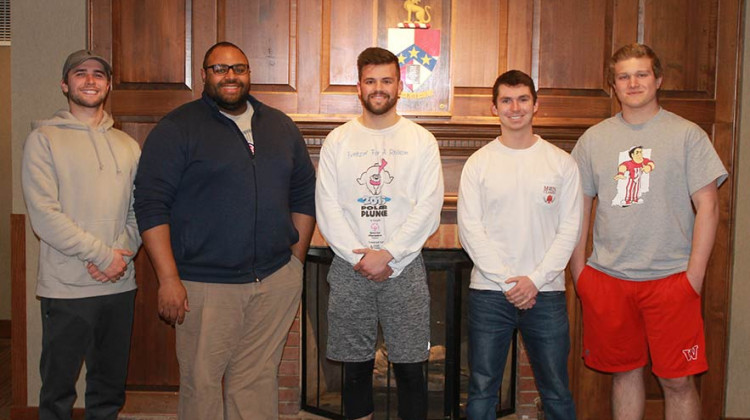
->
<box><xmin>316</xmin><ymin>117</ymin><xmax>444</xmax><ymax>277</ymax></box>
<box><xmin>457</xmin><ymin>136</ymin><xmax>582</xmax><ymax>292</ymax></box>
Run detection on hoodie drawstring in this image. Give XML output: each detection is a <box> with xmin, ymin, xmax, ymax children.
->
<box><xmin>103</xmin><ymin>130</ymin><xmax>122</xmax><ymax>174</ymax></box>
<box><xmin>86</xmin><ymin>128</ymin><xmax>105</xmax><ymax>171</ymax></box>
<box><xmin>87</xmin><ymin>127</ymin><xmax>122</xmax><ymax>174</ymax></box>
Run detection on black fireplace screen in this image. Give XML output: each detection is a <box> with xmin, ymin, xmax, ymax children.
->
<box><xmin>302</xmin><ymin>248</ymin><xmax>516</xmax><ymax>420</ymax></box>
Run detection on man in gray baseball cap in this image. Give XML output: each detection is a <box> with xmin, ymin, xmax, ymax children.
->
<box><xmin>22</xmin><ymin>48</ymin><xmax>140</xmax><ymax>419</ymax></box>
<box><xmin>61</xmin><ymin>49</ymin><xmax>112</xmax><ymax>81</ymax></box>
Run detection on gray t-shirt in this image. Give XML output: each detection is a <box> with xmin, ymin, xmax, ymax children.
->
<box><xmin>221</xmin><ymin>102</ymin><xmax>255</xmax><ymax>153</ymax></box>
<box><xmin>571</xmin><ymin>108</ymin><xmax>728</xmax><ymax>280</ymax></box>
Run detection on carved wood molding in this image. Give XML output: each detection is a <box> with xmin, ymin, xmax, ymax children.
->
<box><xmin>297</xmin><ymin>118</ymin><xmax>589</xmax><ymax>156</ymax></box>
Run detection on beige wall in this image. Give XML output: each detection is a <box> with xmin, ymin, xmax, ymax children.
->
<box><xmin>12</xmin><ymin>0</ymin><xmax>86</xmax><ymax>405</ymax></box>
<box><xmin>1</xmin><ymin>46</ymin><xmax>10</xmax><ymax>321</ymax></box>
<box><xmin>725</xmin><ymin>2</ymin><xmax>750</xmax><ymax>417</ymax></box>
<box><xmin>8</xmin><ymin>1</ymin><xmax>750</xmax><ymax>417</ymax></box>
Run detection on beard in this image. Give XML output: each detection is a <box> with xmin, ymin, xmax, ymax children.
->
<box><xmin>68</xmin><ymin>89</ymin><xmax>109</xmax><ymax>109</ymax></box>
<box><xmin>361</xmin><ymin>91</ymin><xmax>399</xmax><ymax>115</ymax></box>
<box><xmin>205</xmin><ymin>78</ymin><xmax>250</xmax><ymax>111</ymax></box>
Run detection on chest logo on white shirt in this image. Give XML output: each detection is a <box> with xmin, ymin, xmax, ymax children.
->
<box><xmin>357</xmin><ymin>159</ymin><xmax>393</xmax><ymax>218</ymax></box>
<box><xmin>611</xmin><ymin>146</ymin><xmax>655</xmax><ymax>207</ymax></box>
<box><xmin>542</xmin><ymin>185</ymin><xmax>557</xmax><ymax>204</ymax></box>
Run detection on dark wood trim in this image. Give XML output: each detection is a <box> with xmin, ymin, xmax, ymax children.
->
<box><xmin>11</xmin><ymin>407</ymin><xmax>85</xmax><ymax>420</ymax></box>
<box><xmin>0</xmin><ymin>320</ymin><xmax>9</xmax><ymax>338</ymax></box>
<box><xmin>698</xmin><ymin>0</ymin><xmax>742</xmax><ymax>418</ymax></box>
<box><xmin>11</xmin><ymin>214</ymin><xmax>28</xmax><ymax>411</ymax></box>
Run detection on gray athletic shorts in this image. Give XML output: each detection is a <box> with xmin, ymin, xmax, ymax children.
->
<box><xmin>326</xmin><ymin>254</ymin><xmax>430</xmax><ymax>363</ymax></box>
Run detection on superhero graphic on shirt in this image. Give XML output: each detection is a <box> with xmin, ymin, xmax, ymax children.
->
<box><xmin>611</xmin><ymin>146</ymin><xmax>655</xmax><ymax>207</ymax></box>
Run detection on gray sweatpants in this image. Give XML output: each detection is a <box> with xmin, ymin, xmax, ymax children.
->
<box><xmin>326</xmin><ymin>254</ymin><xmax>430</xmax><ymax>363</ymax></box>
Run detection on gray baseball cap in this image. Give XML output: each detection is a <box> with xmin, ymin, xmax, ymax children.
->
<box><xmin>62</xmin><ymin>50</ymin><xmax>112</xmax><ymax>81</ymax></box>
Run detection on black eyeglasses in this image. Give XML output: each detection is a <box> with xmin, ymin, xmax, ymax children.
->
<box><xmin>204</xmin><ymin>64</ymin><xmax>250</xmax><ymax>75</ymax></box>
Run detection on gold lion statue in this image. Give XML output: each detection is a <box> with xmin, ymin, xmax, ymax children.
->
<box><xmin>404</xmin><ymin>0</ymin><xmax>432</xmax><ymax>24</ymax></box>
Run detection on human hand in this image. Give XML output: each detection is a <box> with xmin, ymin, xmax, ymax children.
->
<box><xmin>87</xmin><ymin>262</ymin><xmax>110</xmax><ymax>282</ymax></box>
<box><xmin>101</xmin><ymin>249</ymin><xmax>134</xmax><ymax>281</ymax></box>
<box><xmin>685</xmin><ymin>270</ymin><xmax>704</xmax><ymax>296</ymax></box>
<box><xmin>505</xmin><ymin>276</ymin><xmax>539</xmax><ymax>310</ymax></box>
<box><xmin>158</xmin><ymin>278</ymin><xmax>190</xmax><ymax>325</ymax></box>
<box><xmin>352</xmin><ymin>248</ymin><xmax>394</xmax><ymax>282</ymax></box>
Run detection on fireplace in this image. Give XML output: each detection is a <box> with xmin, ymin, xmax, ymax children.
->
<box><xmin>301</xmin><ymin>247</ymin><xmax>516</xmax><ymax>419</ymax></box>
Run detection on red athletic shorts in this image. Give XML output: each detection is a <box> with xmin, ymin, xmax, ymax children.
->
<box><xmin>577</xmin><ymin>265</ymin><xmax>708</xmax><ymax>378</ymax></box>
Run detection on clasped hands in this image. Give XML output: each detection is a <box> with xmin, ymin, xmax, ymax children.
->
<box><xmin>505</xmin><ymin>276</ymin><xmax>538</xmax><ymax>310</ymax></box>
<box><xmin>353</xmin><ymin>248</ymin><xmax>394</xmax><ymax>282</ymax></box>
<box><xmin>87</xmin><ymin>248</ymin><xmax>134</xmax><ymax>283</ymax></box>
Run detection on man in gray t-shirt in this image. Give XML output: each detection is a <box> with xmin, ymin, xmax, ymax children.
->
<box><xmin>570</xmin><ymin>44</ymin><xmax>727</xmax><ymax>420</ymax></box>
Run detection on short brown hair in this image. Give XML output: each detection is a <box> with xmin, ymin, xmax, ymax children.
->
<box><xmin>357</xmin><ymin>47</ymin><xmax>400</xmax><ymax>81</ymax></box>
<box><xmin>492</xmin><ymin>70</ymin><xmax>537</xmax><ymax>105</ymax></box>
<box><xmin>607</xmin><ymin>43</ymin><xmax>663</xmax><ymax>86</ymax></box>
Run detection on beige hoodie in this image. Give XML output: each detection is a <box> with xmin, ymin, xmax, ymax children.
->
<box><xmin>22</xmin><ymin>110</ymin><xmax>141</xmax><ymax>298</ymax></box>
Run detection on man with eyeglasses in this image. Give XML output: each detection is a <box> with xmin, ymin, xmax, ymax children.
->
<box><xmin>134</xmin><ymin>41</ymin><xmax>316</xmax><ymax>420</ymax></box>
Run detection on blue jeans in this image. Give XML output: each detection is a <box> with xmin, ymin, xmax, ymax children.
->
<box><xmin>466</xmin><ymin>289</ymin><xmax>576</xmax><ymax>420</ymax></box>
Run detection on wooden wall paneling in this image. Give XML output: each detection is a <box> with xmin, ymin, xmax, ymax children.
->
<box><xmin>89</xmin><ymin>0</ymin><xmax>116</xmax><ymax>117</ymax></box>
<box><xmin>609</xmin><ymin>0</ymin><xmax>638</xmax><ymax>115</ymax></box>
<box><xmin>450</xmin><ymin>0</ymin><xmax>536</xmax><ymax>120</ymax></box>
<box><xmin>451</xmin><ymin>0</ymin><xmax>507</xmax><ymax>118</ymax></box>
<box><xmin>696</xmin><ymin>0</ymin><xmax>740</xmax><ymax>416</ymax></box>
<box><xmin>128</xmin><ymin>252</ymin><xmax>180</xmax><ymax>387</ymax></box>
<box><xmin>220</xmin><ymin>0</ymin><xmax>299</xmax><ymax>114</ymax></box>
<box><xmin>107</xmin><ymin>0</ymin><xmax>196</xmax><ymax>117</ymax></box>
<box><xmin>452</xmin><ymin>0</ymin><xmax>506</xmax><ymax>89</ymax></box>
<box><xmin>643</xmin><ymin>0</ymin><xmax>717</xmax><ymax>96</ymax></box>
<box><xmin>537</xmin><ymin>0</ymin><xmax>609</xmax><ymax>91</ymax></box>
<box><xmin>119</xmin><ymin>122</ymin><xmax>181</xmax><ymax>387</ymax></box>
<box><xmin>658</xmin><ymin>99</ymin><xmax>717</xmax><ymax>125</ymax></box>
<box><xmin>327</xmin><ymin>0</ymin><xmax>373</xmax><ymax>87</ymax></box>
<box><xmin>534</xmin><ymin>96</ymin><xmax>612</xmax><ymax>120</ymax></box>
<box><xmin>296</xmin><ymin>1</ymin><xmax>324</xmax><ymax>114</ymax></box>
<box><xmin>120</xmin><ymin>121</ymin><xmax>156</xmax><ymax>149</ymax></box>
<box><xmin>11</xmin><ymin>215</ymin><xmax>27</xmax><ymax>409</ymax></box>
<box><xmin>191</xmin><ymin>0</ymin><xmax>219</xmax><ymax>100</ymax></box>
<box><xmin>110</xmin><ymin>91</ymin><xmax>198</xmax><ymax>117</ymax></box>
<box><xmin>700</xmin><ymin>121</ymin><xmax>735</xmax><ymax>420</ymax></box>
<box><xmin>318</xmin><ymin>0</ymin><xmax>373</xmax><ymax>114</ymax></box>
<box><xmin>221</xmin><ymin>0</ymin><xmax>294</xmax><ymax>88</ymax></box>
<box><xmin>506</xmin><ymin>0</ymin><xmax>533</xmax><ymax>74</ymax></box>
<box><xmin>451</xmin><ymin>94</ymin><xmax>496</xmax><ymax>119</ymax></box>
<box><xmin>714</xmin><ymin>0</ymin><xmax>742</xmax><ymax>122</ymax></box>
<box><xmin>114</xmin><ymin>0</ymin><xmax>187</xmax><ymax>85</ymax></box>
<box><xmin>611</xmin><ymin>0</ymin><xmax>638</xmax><ymax>48</ymax></box>
<box><xmin>89</xmin><ymin>0</ymin><xmax>113</xmax><ymax>67</ymax></box>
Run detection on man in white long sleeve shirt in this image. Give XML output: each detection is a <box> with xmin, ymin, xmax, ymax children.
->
<box><xmin>458</xmin><ymin>70</ymin><xmax>581</xmax><ymax>420</ymax></box>
<box><xmin>315</xmin><ymin>47</ymin><xmax>444</xmax><ymax>420</ymax></box>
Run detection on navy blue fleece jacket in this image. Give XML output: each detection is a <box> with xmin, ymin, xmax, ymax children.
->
<box><xmin>134</xmin><ymin>93</ymin><xmax>315</xmax><ymax>282</ymax></box>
